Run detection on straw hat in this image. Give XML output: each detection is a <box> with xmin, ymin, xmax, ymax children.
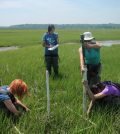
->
<box><xmin>83</xmin><ymin>32</ymin><xmax>94</xmax><ymax>41</ymax></box>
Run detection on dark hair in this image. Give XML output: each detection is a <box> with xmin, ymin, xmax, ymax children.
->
<box><xmin>91</xmin><ymin>83</ymin><xmax>105</xmax><ymax>94</ymax></box>
<box><xmin>80</xmin><ymin>34</ymin><xmax>84</xmax><ymax>44</ymax></box>
<box><xmin>48</xmin><ymin>24</ymin><xmax>55</xmax><ymax>32</ymax></box>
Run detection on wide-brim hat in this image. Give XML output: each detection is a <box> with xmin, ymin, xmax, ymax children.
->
<box><xmin>83</xmin><ymin>32</ymin><xmax>94</xmax><ymax>41</ymax></box>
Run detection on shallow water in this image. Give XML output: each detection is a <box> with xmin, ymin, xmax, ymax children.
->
<box><xmin>0</xmin><ymin>46</ymin><xmax>18</xmax><ymax>52</ymax></box>
<box><xmin>0</xmin><ymin>40</ymin><xmax>120</xmax><ymax>52</ymax></box>
<box><xmin>64</xmin><ymin>40</ymin><xmax>120</xmax><ymax>46</ymax></box>
<box><xmin>99</xmin><ymin>40</ymin><xmax>120</xmax><ymax>46</ymax></box>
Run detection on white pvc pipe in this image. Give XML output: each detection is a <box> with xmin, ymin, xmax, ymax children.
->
<box><xmin>83</xmin><ymin>86</ymin><xmax>87</xmax><ymax>115</ymax></box>
<box><xmin>82</xmin><ymin>66</ymin><xmax>87</xmax><ymax>115</ymax></box>
<box><xmin>46</xmin><ymin>70</ymin><xmax>50</xmax><ymax>116</ymax></box>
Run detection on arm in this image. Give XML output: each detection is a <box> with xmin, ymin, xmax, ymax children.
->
<box><xmin>83</xmin><ymin>81</ymin><xmax>95</xmax><ymax>101</ymax></box>
<box><xmin>94</xmin><ymin>92</ymin><xmax>106</xmax><ymax>99</ymax></box>
<box><xmin>42</xmin><ymin>41</ymin><xmax>51</xmax><ymax>48</ymax></box>
<box><xmin>78</xmin><ymin>47</ymin><xmax>85</xmax><ymax>72</ymax></box>
<box><xmin>86</xmin><ymin>42</ymin><xmax>102</xmax><ymax>49</ymax></box>
<box><xmin>16</xmin><ymin>99</ymin><xmax>30</xmax><ymax>112</ymax></box>
<box><xmin>4</xmin><ymin>99</ymin><xmax>20</xmax><ymax>116</ymax></box>
<box><xmin>42</xmin><ymin>33</ymin><xmax>51</xmax><ymax>48</ymax></box>
<box><xmin>83</xmin><ymin>81</ymin><xmax>107</xmax><ymax>100</ymax></box>
<box><xmin>57</xmin><ymin>34</ymin><xmax>59</xmax><ymax>44</ymax></box>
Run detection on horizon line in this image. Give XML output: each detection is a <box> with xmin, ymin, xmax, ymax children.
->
<box><xmin>0</xmin><ymin>23</ymin><xmax>120</xmax><ymax>27</ymax></box>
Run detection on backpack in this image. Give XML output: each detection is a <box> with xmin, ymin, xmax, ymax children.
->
<box><xmin>102</xmin><ymin>81</ymin><xmax>120</xmax><ymax>90</ymax></box>
<box><xmin>91</xmin><ymin>81</ymin><xmax>120</xmax><ymax>94</ymax></box>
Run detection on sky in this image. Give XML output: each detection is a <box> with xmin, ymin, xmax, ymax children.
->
<box><xmin>0</xmin><ymin>0</ymin><xmax>120</xmax><ymax>26</ymax></box>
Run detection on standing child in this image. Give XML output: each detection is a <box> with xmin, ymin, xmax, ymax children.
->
<box><xmin>42</xmin><ymin>24</ymin><xmax>59</xmax><ymax>77</ymax></box>
<box><xmin>79</xmin><ymin>32</ymin><xmax>102</xmax><ymax>88</ymax></box>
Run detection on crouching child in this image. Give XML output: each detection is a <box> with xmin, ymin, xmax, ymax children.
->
<box><xmin>0</xmin><ymin>79</ymin><xmax>30</xmax><ymax>116</ymax></box>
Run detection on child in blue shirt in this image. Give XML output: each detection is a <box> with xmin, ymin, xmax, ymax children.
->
<box><xmin>42</xmin><ymin>24</ymin><xmax>59</xmax><ymax>76</ymax></box>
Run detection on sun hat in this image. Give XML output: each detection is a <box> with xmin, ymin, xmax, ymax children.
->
<box><xmin>9</xmin><ymin>79</ymin><xmax>28</xmax><ymax>97</ymax></box>
<box><xmin>83</xmin><ymin>32</ymin><xmax>94</xmax><ymax>41</ymax></box>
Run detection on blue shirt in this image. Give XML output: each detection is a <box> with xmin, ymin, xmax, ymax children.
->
<box><xmin>43</xmin><ymin>32</ymin><xmax>58</xmax><ymax>56</ymax></box>
<box><xmin>0</xmin><ymin>86</ymin><xmax>10</xmax><ymax>102</ymax></box>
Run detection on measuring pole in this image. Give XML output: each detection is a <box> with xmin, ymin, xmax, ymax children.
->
<box><xmin>80</xmin><ymin>34</ymin><xmax>87</xmax><ymax>116</ymax></box>
<box><xmin>46</xmin><ymin>70</ymin><xmax>50</xmax><ymax>116</ymax></box>
<box><xmin>82</xmin><ymin>66</ymin><xmax>87</xmax><ymax>116</ymax></box>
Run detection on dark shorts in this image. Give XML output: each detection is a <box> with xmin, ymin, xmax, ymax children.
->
<box><xmin>87</xmin><ymin>63</ymin><xmax>102</xmax><ymax>88</ymax></box>
<box><xmin>45</xmin><ymin>55</ymin><xmax>59</xmax><ymax>75</ymax></box>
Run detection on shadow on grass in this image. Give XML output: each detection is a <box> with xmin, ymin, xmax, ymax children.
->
<box><xmin>94</xmin><ymin>96</ymin><xmax>120</xmax><ymax>111</ymax></box>
<box><xmin>90</xmin><ymin>96</ymin><xmax>120</xmax><ymax>133</ymax></box>
<box><xmin>90</xmin><ymin>96</ymin><xmax>120</xmax><ymax>117</ymax></box>
<box><xmin>52</xmin><ymin>73</ymin><xmax>69</xmax><ymax>80</ymax></box>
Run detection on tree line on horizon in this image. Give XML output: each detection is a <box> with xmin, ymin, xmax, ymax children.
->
<box><xmin>0</xmin><ymin>23</ymin><xmax>120</xmax><ymax>29</ymax></box>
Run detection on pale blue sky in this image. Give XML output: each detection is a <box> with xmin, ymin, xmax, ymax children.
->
<box><xmin>0</xmin><ymin>0</ymin><xmax>120</xmax><ymax>26</ymax></box>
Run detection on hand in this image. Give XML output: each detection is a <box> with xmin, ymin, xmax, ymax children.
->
<box><xmin>81</xmin><ymin>66</ymin><xmax>85</xmax><ymax>74</ymax></box>
<box><xmin>14</xmin><ymin>111</ymin><xmax>22</xmax><ymax>116</ymax></box>
<box><xmin>47</xmin><ymin>45</ymin><xmax>53</xmax><ymax>48</ymax></box>
<box><xmin>96</xmin><ymin>42</ymin><xmax>102</xmax><ymax>48</ymax></box>
<box><xmin>25</xmin><ymin>107</ymin><xmax>30</xmax><ymax>112</ymax></box>
<box><xmin>49</xmin><ymin>45</ymin><xmax>53</xmax><ymax>48</ymax></box>
<box><xmin>82</xmin><ymin>80</ymin><xmax>88</xmax><ymax>85</ymax></box>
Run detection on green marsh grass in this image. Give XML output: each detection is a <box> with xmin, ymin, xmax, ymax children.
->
<box><xmin>0</xmin><ymin>29</ymin><xmax>120</xmax><ymax>47</ymax></box>
<box><xmin>0</xmin><ymin>29</ymin><xmax>120</xmax><ymax>133</ymax></box>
